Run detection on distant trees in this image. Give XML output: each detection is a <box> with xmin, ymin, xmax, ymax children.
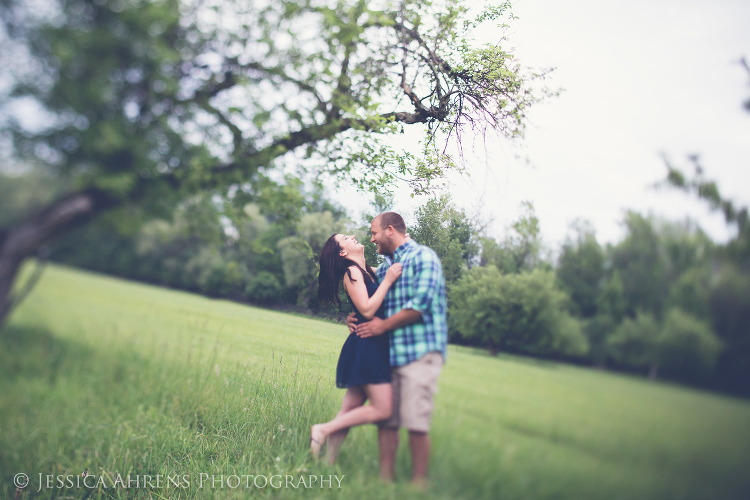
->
<box><xmin>549</xmin><ymin>206</ymin><xmax>740</xmax><ymax>392</ymax></box>
<box><xmin>556</xmin><ymin>220</ymin><xmax>604</xmax><ymax>319</ymax></box>
<box><xmin>46</xmin><ymin>175</ymin><xmax>352</xmax><ymax>312</ymax></box>
<box><xmin>480</xmin><ymin>201</ymin><xmax>545</xmax><ymax>274</ymax></box>
<box><xmin>424</xmin><ymin>192</ymin><xmax>737</xmax><ymax>392</ymax></box>
<box><xmin>662</xmin><ymin>156</ymin><xmax>750</xmax><ymax>394</ymax></box>
<box><xmin>408</xmin><ymin>195</ymin><xmax>479</xmax><ymax>284</ymax></box>
<box><xmin>10</xmin><ymin>166</ymin><xmax>744</xmax><ymax>394</ymax></box>
<box><xmin>442</xmin><ymin>201</ymin><xmax>588</xmax><ymax>359</ymax></box>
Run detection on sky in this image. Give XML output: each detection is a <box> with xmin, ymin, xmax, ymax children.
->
<box><xmin>369</xmin><ymin>0</ymin><xmax>750</xmax><ymax>247</ymax></box>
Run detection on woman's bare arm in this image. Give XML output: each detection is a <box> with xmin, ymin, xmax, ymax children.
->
<box><xmin>343</xmin><ymin>264</ymin><xmax>402</xmax><ymax>319</ymax></box>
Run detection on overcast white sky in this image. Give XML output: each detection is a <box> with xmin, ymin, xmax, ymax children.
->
<box><xmin>365</xmin><ymin>0</ymin><xmax>750</xmax><ymax>247</ymax></box>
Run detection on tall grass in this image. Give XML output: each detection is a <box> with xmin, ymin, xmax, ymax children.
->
<box><xmin>1</xmin><ymin>264</ymin><xmax>750</xmax><ymax>499</ymax></box>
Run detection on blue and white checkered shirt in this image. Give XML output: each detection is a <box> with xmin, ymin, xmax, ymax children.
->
<box><xmin>376</xmin><ymin>239</ymin><xmax>448</xmax><ymax>367</ymax></box>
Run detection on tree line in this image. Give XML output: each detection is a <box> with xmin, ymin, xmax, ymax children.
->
<box><xmin>3</xmin><ymin>167</ymin><xmax>746</xmax><ymax>397</ymax></box>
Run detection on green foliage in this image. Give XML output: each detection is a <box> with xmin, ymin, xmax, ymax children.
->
<box><xmin>0</xmin><ymin>172</ymin><xmax>63</xmax><ymax>230</ymax></box>
<box><xmin>556</xmin><ymin>220</ymin><xmax>604</xmax><ymax>318</ymax></box>
<box><xmin>709</xmin><ymin>265</ymin><xmax>750</xmax><ymax>393</ymax></box>
<box><xmin>278</xmin><ymin>211</ymin><xmax>349</xmax><ymax>297</ymax></box>
<box><xmin>606</xmin><ymin>312</ymin><xmax>661</xmax><ymax>373</ymax></box>
<box><xmin>1</xmin><ymin>0</ymin><xmax>544</xmax><ymax>219</ymax></box>
<box><xmin>606</xmin><ymin>309</ymin><xmax>722</xmax><ymax>382</ymax></box>
<box><xmin>409</xmin><ymin>194</ymin><xmax>478</xmax><ymax>284</ymax></box>
<box><xmin>609</xmin><ymin>213</ymin><xmax>668</xmax><ymax>318</ymax></box>
<box><xmin>47</xmin><ymin>177</ymin><xmax>350</xmax><ymax>310</ymax></box>
<box><xmin>658</xmin><ymin>308</ymin><xmax>723</xmax><ymax>380</ymax></box>
<box><xmin>481</xmin><ymin>201</ymin><xmax>544</xmax><ymax>274</ymax></box>
<box><xmin>244</xmin><ymin>271</ymin><xmax>284</xmax><ymax>305</ymax></box>
<box><xmin>583</xmin><ymin>314</ymin><xmax>617</xmax><ymax>367</ymax></box>
<box><xmin>666</xmin><ymin>266</ymin><xmax>712</xmax><ymax>321</ymax></box>
<box><xmin>664</xmin><ymin>158</ymin><xmax>749</xmax><ymax>258</ymax></box>
<box><xmin>188</xmin><ymin>248</ymin><xmax>246</xmax><ymax>297</ymax></box>
<box><xmin>449</xmin><ymin>266</ymin><xmax>588</xmax><ymax>358</ymax></box>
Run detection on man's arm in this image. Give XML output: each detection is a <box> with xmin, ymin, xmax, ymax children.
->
<box><xmin>355</xmin><ymin>309</ymin><xmax>422</xmax><ymax>338</ymax></box>
<box><xmin>357</xmin><ymin>249</ymin><xmax>442</xmax><ymax>338</ymax></box>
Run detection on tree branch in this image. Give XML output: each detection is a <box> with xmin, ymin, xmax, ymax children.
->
<box><xmin>0</xmin><ymin>188</ymin><xmax>116</xmax><ymax>324</ymax></box>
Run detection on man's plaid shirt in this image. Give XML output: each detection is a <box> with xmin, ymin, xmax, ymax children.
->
<box><xmin>376</xmin><ymin>239</ymin><xmax>448</xmax><ymax>367</ymax></box>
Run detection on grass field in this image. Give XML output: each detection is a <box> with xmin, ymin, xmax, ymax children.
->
<box><xmin>1</xmin><ymin>264</ymin><xmax>749</xmax><ymax>499</ymax></box>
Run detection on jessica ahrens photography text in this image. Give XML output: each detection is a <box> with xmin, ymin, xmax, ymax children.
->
<box><xmin>22</xmin><ymin>472</ymin><xmax>345</xmax><ymax>492</ymax></box>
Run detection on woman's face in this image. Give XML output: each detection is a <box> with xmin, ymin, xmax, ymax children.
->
<box><xmin>334</xmin><ymin>234</ymin><xmax>361</xmax><ymax>257</ymax></box>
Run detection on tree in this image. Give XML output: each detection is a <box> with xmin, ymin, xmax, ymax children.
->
<box><xmin>481</xmin><ymin>201</ymin><xmax>545</xmax><ymax>274</ymax></box>
<box><xmin>606</xmin><ymin>308</ymin><xmax>723</xmax><ymax>383</ymax></box>
<box><xmin>408</xmin><ymin>194</ymin><xmax>478</xmax><ymax>284</ymax></box>
<box><xmin>449</xmin><ymin>266</ymin><xmax>588</xmax><ymax>357</ymax></box>
<box><xmin>657</xmin><ymin>308</ymin><xmax>722</xmax><ymax>382</ymax></box>
<box><xmin>278</xmin><ymin>211</ymin><xmax>349</xmax><ymax>306</ymax></box>
<box><xmin>556</xmin><ymin>220</ymin><xmax>604</xmax><ymax>318</ymax></box>
<box><xmin>608</xmin><ymin>213</ymin><xmax>668</xmax><ymax>318</ymax></box>
<box><xmin>709</xmin><ymin>265</ymin><xmax>750</xmax><ymax>394</ymax></box>
<box><xmin>0</xmin><ymin>0</ymin><xmax>547</xmax><ymax>323</ymax></box>
<box><xmin>606</xmin><ymin>312</ymin><xmax>661</xmax><ymax>379</ymax></box>
<box><xmin>663</xmin><ymin>153</ymin><xmax>750</xmax><ymax>393</ymax></box>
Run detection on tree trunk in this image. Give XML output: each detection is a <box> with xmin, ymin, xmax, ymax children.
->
<box><xmin>648</xmin><ymin>363</ymin><xmax>658</xmax><ymax>381</ymax></box>
<box><xmin>0</xmin><ymin>190</ymin><xmax>109</xmax><ymax>326</ymax></box>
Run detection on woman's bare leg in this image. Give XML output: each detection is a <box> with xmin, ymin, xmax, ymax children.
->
<box><xmin>311</xmin><ymin>383</ymin><xmax>392</xmax><ymax>459</ymax></box>
<box><xmin>323</xmin><ymin>387</ymin><xmax>367</xmax><ymax>465</ymax></box>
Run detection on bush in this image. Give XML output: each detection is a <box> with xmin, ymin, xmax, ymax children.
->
<box><xmin>449</xmin><ymin>267</ymin><xmax>589</xmax><ymax>357</ymax></box>
<box><xmin>584</xmin><ymin>314</ymin><xmax>617</xmax><ymax>367</ymax></box>
<box><xmin>606</xmin><ymin>309</ymin><xmax>722</xmax><ymax>381</ymax></box>
<box><xmin>553</xmin><ymin>314</ymin><xmax>590</xmax><ymax>358</ymax></box>
<box><xmin>187</xmin><ymin>249</ymin><xmax>246</xmax><ymax>297</ymax></box>
<box><xmin>605</xmin><ymin>312</ymin><xmax>660</xmax><ymax>375</ymax></box>
<box><xmin>657</xmin><ymin>308</ymin><xmax>723</xmax><ymax>380</ymax></box>
<box><xmin>245</xmin><ymin>272</ymin><xmax>284</xmax><ymax>305</ymax></box>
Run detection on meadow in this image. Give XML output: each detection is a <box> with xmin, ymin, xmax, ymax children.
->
<box><xmin>1</xmin><ymin>265</ymin><xmax>749</xmax><ymax>499</ymax></box>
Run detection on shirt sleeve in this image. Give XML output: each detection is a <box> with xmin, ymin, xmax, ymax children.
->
<box><xmin>400</xmin><ymin>250</ymin><xmax>441</xmax><ymax>318</ymax></box>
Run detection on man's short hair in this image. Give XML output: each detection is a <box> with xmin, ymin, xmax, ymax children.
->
<box><xmin>377</xmin><ymin>211</ymin><xmax>407</xmax><ymax>234</ymax></box>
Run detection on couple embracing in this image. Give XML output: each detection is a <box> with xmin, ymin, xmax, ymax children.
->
<box><xmin>313</xmin><ymin>211</ymin><xmax>447</xmax><ymax>485</ymax></box>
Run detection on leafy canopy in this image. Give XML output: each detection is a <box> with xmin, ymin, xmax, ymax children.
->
<box><xmin>1</xmin><ymin>0</ymin><xmax>549</xmax><ymax>208</ymax></box>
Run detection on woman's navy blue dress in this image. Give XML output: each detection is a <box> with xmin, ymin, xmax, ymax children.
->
<box><xmin>336</xmin><ymin>276</ymin><xmax>391</xmax><ymax>388</ymax></box>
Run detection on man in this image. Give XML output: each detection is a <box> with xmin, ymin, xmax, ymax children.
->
<box><xmin>349</xmin><ymin>211</ymin><xmax>447</xmax><ymax>486</ymax></box>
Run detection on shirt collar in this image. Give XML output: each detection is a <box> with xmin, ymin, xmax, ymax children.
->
<box><xmin>390</xmin><ymin>239</ymin><xmax>416</xmax><ymax>263</ymax></box>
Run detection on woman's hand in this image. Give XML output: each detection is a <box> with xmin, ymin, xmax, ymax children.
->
<box><xmin>383</xmin><ymin>263</ymin><xmax>402</xmax><ymax>283</ymax></box>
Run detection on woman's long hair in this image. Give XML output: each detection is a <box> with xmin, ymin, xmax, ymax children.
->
<box><xmin>318</xmin><ymin>234</ymin><xmax>377</xmax><ymax>307</ymax></box>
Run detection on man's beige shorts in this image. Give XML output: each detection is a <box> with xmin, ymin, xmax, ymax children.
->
<box><xmin>379</xmin><ymin>351</ymin><xmax>443</xmax><ymax>432</ymax></box>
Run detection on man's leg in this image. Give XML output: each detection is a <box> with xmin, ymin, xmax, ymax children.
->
<box><xmin>378</xmin><ymin>427</ymin><xmax>399</xmax><ymax>481</ymax></box>
<box><xmin>408</xmin><ymin>430</ymin><xmax>430</xmax><ymax>486</ymax></box>
<box><xmin>398</xmin><ymin>352</ymin><xmax>443</xmax><ymax>487</ymax></box>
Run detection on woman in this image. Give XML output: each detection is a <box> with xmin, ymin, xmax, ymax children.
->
<box><xmin>312</xmin><ymin>233</ymin><xmax>402</xmax><ymax>462</ymax></box>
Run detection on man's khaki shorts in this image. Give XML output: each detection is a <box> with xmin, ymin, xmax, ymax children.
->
<box><xmin>379</xmin><ymin>351</ymin><xmax>443</xmax><ymax>432</ymax></box>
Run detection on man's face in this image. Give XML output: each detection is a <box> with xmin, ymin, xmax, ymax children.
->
<box><xmin>370</xmin><ymin>219</ymin><xmax>392</xmax><ymax>256</ymax></box>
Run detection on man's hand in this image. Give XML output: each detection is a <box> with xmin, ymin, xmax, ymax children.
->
<box><xmin>346</xmin><ymin>313</ymin><xmax>358</xmax><ymax>333</ymax></box>
<box><xmin>356</xmin><ymin>317</ymin><xmax>387</xmax><ymax>338</ymax></box>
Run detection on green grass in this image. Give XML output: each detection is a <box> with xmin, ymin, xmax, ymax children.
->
<box><xmin>1</xmin><ymin>264</ymin><xmax>749</xmax><ymax>499</ymax></box>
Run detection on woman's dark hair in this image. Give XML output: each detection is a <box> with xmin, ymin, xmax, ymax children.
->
<box><xmin>318</xmin><ymin>234</ymin><xmax>377</xmax><ymax>307</ymax></box>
